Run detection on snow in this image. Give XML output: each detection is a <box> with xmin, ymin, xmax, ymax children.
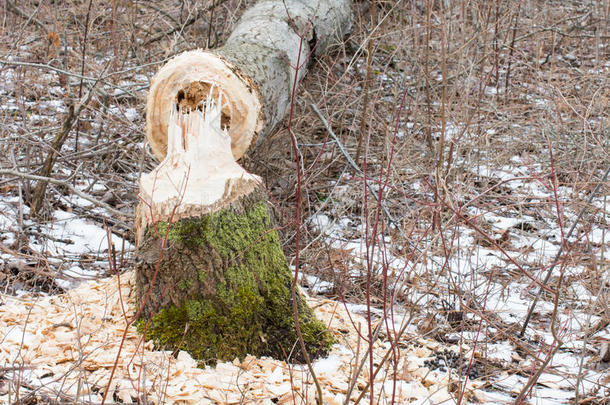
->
<box><xmin>486</xmin><ymin>213</ymin><xmax>526</xmax><ymax>230</ymax></box>
<box><xmin>587</xmin><ymin>227</ymin><xmax>608</xmax><ymax>244</ymax></box>
<box><xmin>487</xmin><ymin>342</ymin><xmax>516</xmax><ymax>362</ymax></box>
<box><xmin>41</xmin><ymin>98</ymin><xmax>66</xmax><ymax>113</ymax></box>
<box><xmin>0</xmin><ymin>194</ymin><xmax>131</xmax><ymax>288</ymax></box>
<box><xmin>432</xmin><ymin>122</ymin><xmax>462</xmax><ymax>142</ymax></box>
<box><xmin>552</xmin><ymin>351</ymin><xmax>583</xmax><ymax>372</ymax></box>
<box><xmin>28</xmin><ymin>209</ymin><xmax>131</xmax><ymax>256</ymax></box>
<box><xmin>302</xmin><ymin>273</ymin><xmax>334</xmax><ymax>294</ymax></box>
<box><xmin>313</xmin><ymin>353</ymin><xmax>342</xmax><ymax>374</ymax></box>
<box><xmin>494</xmin><ymin>373</ymin><xmax>525</xmax><ymax>391</ymax></box>
<box><xmin>310</xmin><ymin>213</ymin><xmax>332</xmax><ymax>232</ymax></box>
<box><xmin>299</xmin><ymin>150</ymin><xmax>610</xmax><ymax>403</ymax></box>
<box><xmin>344</xmin><ymin>303</ymin><xmax>384</xmax><ymax>317</ymax></box>
<box><xmin>124</xmin><ymin>107</ymin><xmax>139</xmax><ymax>121</ymax></box>
<box><xmin>61</xmin><ymin>265</ymin><xmax>103</xmax><ymax>280</ymax></box>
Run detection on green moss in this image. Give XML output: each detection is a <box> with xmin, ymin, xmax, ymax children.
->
<box><xmin>300</xmin><ymin>316</ymin><xmax>334</xmax><ymax>355</ymax></box>
<box><xmin>177</xmin><ymin>279</ymin><xmax>193</xmax><ymax>291</ymax></box>
<box><xmin>141</xmin><ymin>200</ymin><xmax>334</xmax><ymax>364</ymax></box>
<box><xmin>154</xmin><ymin>216</ymin><xmax>210</xmax><ymax>248</ymax></box>
<box><xmin>184</xmin><ymin>299</ymin><xmax>215</xmax><ymax>321</ymax></box>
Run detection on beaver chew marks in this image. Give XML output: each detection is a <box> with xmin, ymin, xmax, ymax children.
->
<box><xmin>146</xmin><ymin>51</ymin><xmax>263</xmax><ymax>161</ymax></box>
<box><xmin>177</xmin><ymin>81</ymin><xmax>231</xmax><ymax>129</ymax></box>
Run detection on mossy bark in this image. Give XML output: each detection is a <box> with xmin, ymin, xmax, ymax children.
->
<box><xmin>135</xmin><ymin>187</ymin><xmax>333</xmax><ymax>364</ymax></box>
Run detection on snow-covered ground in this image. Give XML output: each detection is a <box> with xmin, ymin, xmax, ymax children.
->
<box><xmin>305</xmin><ymin>155</ymin><xmax>609</xmax><ymax>403</ymax></box>
<box><xmin>1</xmin><ymin>1</ymin><xmax>608</xmax><ymax>403</ymax></box>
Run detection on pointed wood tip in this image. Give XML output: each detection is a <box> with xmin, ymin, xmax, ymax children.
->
<box><xmin>146</xmin><ymin>50</ymin><xmax>262</xmax><ymax>162</ymax></box>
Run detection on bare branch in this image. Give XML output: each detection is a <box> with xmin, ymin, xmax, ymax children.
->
<box><xmin>520</xmin><ymin>164</ymin><xmax>610</xmax><ymax>336</ymax></box>
<box><xmin>6</xmin><ymin>0</ymin><xmax>47</xmax><ymax>33</ymax></box>
<box><xmin>0</xmin><ymin>169</ymin><xmax>132</xmax><ymax>219</ymax></box>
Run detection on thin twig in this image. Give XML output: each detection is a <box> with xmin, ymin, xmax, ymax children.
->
<box><xmin>0</xmin><ymin>59</ymin><xmax>167</xmax><ymax>83</ymax></box>
<box><xmin>0</xmin><ymin>169</ymin><xmax>131</xmax><ymax>219</ymax></box>
<box><xmin>310</xmin><ymin>103</ymin><xmax>397</xmax><ymax>227</ymax></box>
<box><xmin>520</xmin><ymin>164</ymin><xmax>610</xmax><ymax>336</ymax></box>
<box><xmin>354</xmin><ymin>0</ymin><xmax>375</xmax><ymax>164</ymax></box>
<box><xmin>139</xmin><ymin>3</ymin><xmax>181</xmax><ymax>27</ymax></box>
<box><xmin>504</xmin><ymin>0</ymin><xmax>522</xmax><ymax>96</ymax></box>
<box><xmin>6</xmin><ymin>0</ymin><xmax>47</xmax><ymax>33</ymax></box>
<box><xmin>515</xmin><ymin>269</ymin><xmax>566</xmax><ymax>404</ymax></box>
<box><xmin>206</xmin><ymin>0</ymin><xmax>217</xmax><ymax>48</ymax></box>
<box><xmin>75</xmin><ymin>0</ymin><xmax>95</xmax><ymax>153</ymax></box>
<box><xmin>289</xmin><ymin>32</ymin><xmax>324</xmax><ymax>405</ymax></box>
<box><xmin>141</xmin><ymin>0</ymin><xmax>230</xmax><ymax>47</ymax></box>
<box><xmin>0</xmin><ymin>59</ymin><xmax>140</xmax><ymax>101</ymax></box>
<box><xmin>423</xmin><ymin>0</ymin><xmax>434</xmax><ymax>154</ymax></box>
<box><xmin>343</xmin><ymin>321</ymin><xmax>383</xmax><ymax>404</ymax></box>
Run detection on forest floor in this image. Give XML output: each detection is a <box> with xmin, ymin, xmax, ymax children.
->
<box><xmin>0</xmin><ymin>1</ymin><xmax>608</xmax><ymax>404</ymax></box>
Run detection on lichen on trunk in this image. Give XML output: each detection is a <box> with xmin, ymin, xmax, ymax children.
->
<box><xmin>135</xmin><ymin>188</ymin><xmax>333</xmax><ymax>363</ymax></box>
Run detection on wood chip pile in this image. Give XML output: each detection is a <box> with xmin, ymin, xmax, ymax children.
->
<box><xmin>0</xmin><ymin>272</ymin><xmax>483</xmax><ymax>404</ymax></box>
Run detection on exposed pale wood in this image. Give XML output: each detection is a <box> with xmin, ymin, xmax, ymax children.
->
<box><xmin>146</xmin><ymin>52</ymin><xmax>262</xmax><ymax>162</ymax></box>
<box><xmin>136</xmin><ymin>92</ymin><xmax>259</xmax><ymax>242</ymax></box>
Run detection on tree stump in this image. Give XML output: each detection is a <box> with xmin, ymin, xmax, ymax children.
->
<box><xmin>135</xmin><ymin>98</ymin><xmax>331</xmax><ymax>363</ymax></box>
<box><xmin>134</xmin><ymin>0</ymin><xmax>352</xmax><ymax>364</ymax></box>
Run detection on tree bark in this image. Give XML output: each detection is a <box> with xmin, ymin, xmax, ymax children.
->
<box><xmin>136</xmin><ymin>182</ymin><xmax>333</xmax><ymax>363</ymax></box>
<box><xmin>135</xmin><ymin>0</ymin><xmax>352</xmax><ymax>364</ymax></box>
<box><xmin>146</xmin><ymin>0</ymin><xmax>353</xmax><ymax>161</ymax></box>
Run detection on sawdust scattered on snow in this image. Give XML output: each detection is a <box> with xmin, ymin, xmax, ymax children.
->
<box><xmin>0</xmin><ymin>272</ymin><xmax>482</xmax><ymax>404</ymax></box>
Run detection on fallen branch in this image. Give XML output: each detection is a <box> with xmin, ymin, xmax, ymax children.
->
<box><xmin>29</xmin><ymin>104</ymin><xmax>77</xmax><ymax>217</ymax></box>
<box><xmin>29</xmin><ymin>80</ymin><xmax>98</xmax><ymax>217</ymax></box>
<box><xmin>310</xmin><ymin>103</ymin><xmax>398</xmax><ymax>226</ymax></box>
<box><xmin>0</xmin><ymin>169</ymin><xmax>131</xmax><ymax>219</ymax></box>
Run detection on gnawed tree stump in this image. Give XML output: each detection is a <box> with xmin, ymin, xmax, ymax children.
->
<box><xmin>135</xmin><ymin>0</ymin><xmax>352</xmax><ymax>364</ymax></box>
<box><xmin>136</xmin><ymin>96</ymin><xmax>332</xmax><ymax>363</ymax></box>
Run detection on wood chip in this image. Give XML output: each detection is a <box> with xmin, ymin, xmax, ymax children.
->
<box><xmin>0</xmin><ymin>271</ymin><xmax>484</xmax><ymax>404</ymax></box>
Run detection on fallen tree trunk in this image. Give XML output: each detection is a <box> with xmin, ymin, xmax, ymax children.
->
<box><xmin>135</xmin><ymin>0</ymin><xmax>352</xmax><ymax>364</ymax></box>
<box><xmin>146</xmin><ymin>0</ymin><xmax>353</xmax><ymax>161</ymax></box>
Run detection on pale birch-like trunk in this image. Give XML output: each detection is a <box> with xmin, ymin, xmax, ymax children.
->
<box><xmin>146</xmin><ymin>0</ymin><xmax>352</xmax><ymax>161</ymax></box>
